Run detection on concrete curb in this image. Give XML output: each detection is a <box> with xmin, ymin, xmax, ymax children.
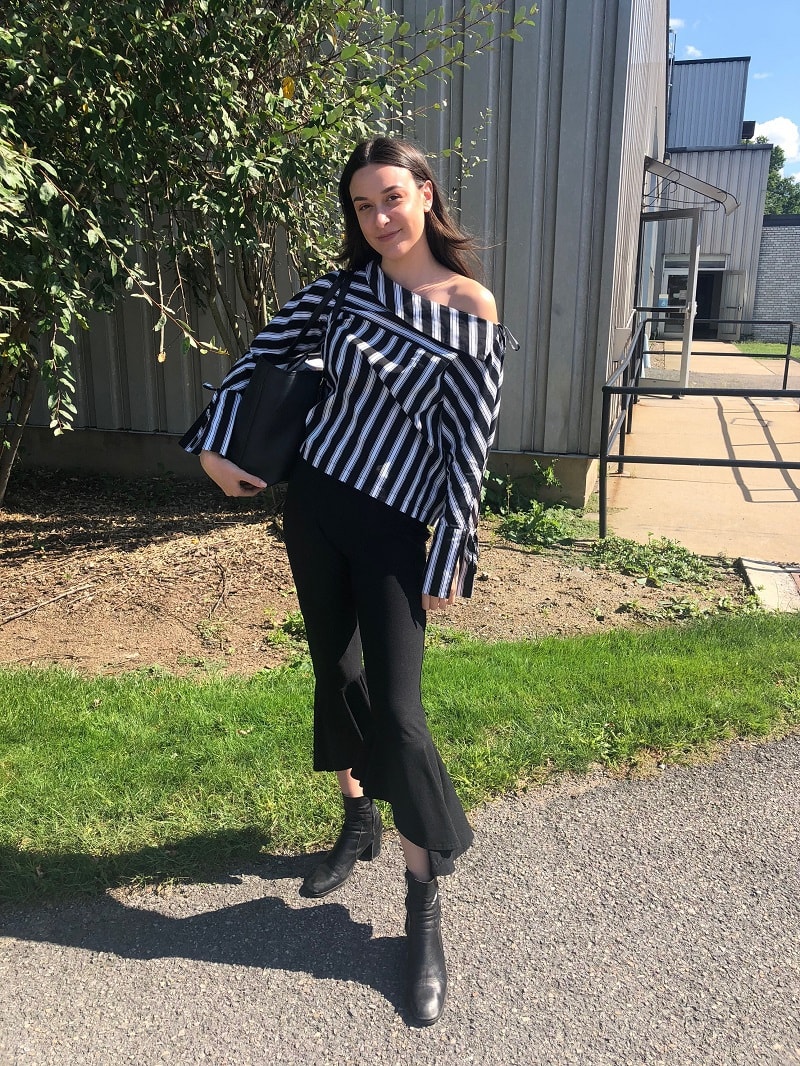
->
<box><xmin>740</xmin><ymin>558</ymin><xmax>800</xmax><ymax>612</ymax></box>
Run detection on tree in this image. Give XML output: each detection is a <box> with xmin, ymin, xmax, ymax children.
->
<box><xmin>0</xmin><ymin>1</ymin><xmax>534</xmax><ymax>504</ymax></box>
<box><xmin>759</xmin><ymin>141</ymin><xmax>800</xmax><ymax>215</ymax></box>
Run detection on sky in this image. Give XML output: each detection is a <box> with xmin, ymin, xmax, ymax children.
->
<box><xmin>669</xmin><ymin>0</ymin><xmax>800</xmax><ymax>179</ymax></box>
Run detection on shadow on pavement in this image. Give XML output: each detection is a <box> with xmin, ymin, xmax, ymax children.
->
<box><xmin>1</xmin><ymin>847</ymin><xmax>408</xmax><ymax>1016</ymax></box>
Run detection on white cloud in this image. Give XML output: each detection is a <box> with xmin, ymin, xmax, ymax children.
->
<box><xmin>753</xmin><ymin>72</ymin><xmax>771</xmax><ymax>80</ymax></box>
<box><xmin>684</xmin><ymin>45</ymin><xmax>703</xmax><ymax>59</ymax></box>
<box><xmin>669</xmin><ymin>18</ymin><xmax>685</xmax><ymax>30</ymax></box>
<box><xmin>754</xmin><ymin>117</ymin><xmax>800</xmax><ymax>166</ymax></box>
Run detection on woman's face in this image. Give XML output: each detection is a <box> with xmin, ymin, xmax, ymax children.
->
<box><xmin>349</xmin><ymin>164</ymin><xmax>433</xmax><ymax>264</ymax></box>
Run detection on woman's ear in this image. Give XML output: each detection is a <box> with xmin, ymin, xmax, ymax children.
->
<box><xmin>421</xmin><ymin>180</ymin><xmax>433</xmax><ymax>212</ymax></box>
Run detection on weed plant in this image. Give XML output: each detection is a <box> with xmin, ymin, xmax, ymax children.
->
<box><xmin>482</xmin><ymin>460</ymin><xmax>596</xmax><ymax>548</ymax></box>
<box><xmin>496</xmin><ymin>503</ymin><xmax>596</xmax><ymax>548</ymax></box>
<box><xmin>588</xmin><ymin>535</ymin><xmax>713</xmax><ymax>585</ymax></box>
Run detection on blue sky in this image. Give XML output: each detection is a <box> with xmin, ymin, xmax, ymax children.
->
<box><xmin>670</xmin><ymin>1</ymin><xmax>800</xmax><ymax>179</ymax></box>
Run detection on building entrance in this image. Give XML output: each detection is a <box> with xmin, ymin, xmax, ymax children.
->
<box><xmin>694</xmin><ymin>271</ymin><xmax>723</xmax><ymax>338</ymax></box>
<box><xmin>660</xmin><ymin>260</ymin><xmax>728</xmax><ymax>340</ymax></box>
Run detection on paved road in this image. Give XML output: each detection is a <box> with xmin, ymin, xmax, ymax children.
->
<box><xmin>2</xmin><ymin>734</ymin><xmax>799</xmax><ymax>1065</ymax></box>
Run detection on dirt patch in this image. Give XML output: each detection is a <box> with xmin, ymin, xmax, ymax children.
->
<box><xmin>0</xmin><ymin>469</ymin><xmax>751</xmax><ymax>677</ymax></box>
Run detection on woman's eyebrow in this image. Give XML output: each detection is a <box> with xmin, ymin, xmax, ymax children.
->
<box><xmin>352</xmin><ymin>185</ymin><xmax>402</xmax><ymax>202</ymax></box>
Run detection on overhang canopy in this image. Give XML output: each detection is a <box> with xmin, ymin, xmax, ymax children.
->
<box><xmin>643</xmin><ymin>155</ymin><xmax>740</xmax><ymax>215</ymax></box>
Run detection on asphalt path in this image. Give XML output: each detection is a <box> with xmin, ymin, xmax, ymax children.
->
<box><xmin>1</xmin><ymin>734</ymin><xmax>799</xmax><ymax>1065</ymax></box>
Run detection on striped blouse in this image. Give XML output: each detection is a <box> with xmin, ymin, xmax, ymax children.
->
<box><xmin>181</xmin><ymin>261</ymin><xmax>510</xmax><ymax>599</ymax></box>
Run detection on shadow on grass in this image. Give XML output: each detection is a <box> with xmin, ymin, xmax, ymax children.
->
<box><xmin>0</xmin><ymin>832</ymin><xmax>407</xmax><ymax>1015</ymax></box>
<box><xmin>0</xmin><ymin>827</ymin><xmax>319</xmax><ymax>905</ymax></box>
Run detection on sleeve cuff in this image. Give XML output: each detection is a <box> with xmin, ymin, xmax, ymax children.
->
<box><xmin>178</xmin><ymin>389</ymin><xmax>240</xmax><ymax>455</ymax></box>
<box><xmin>423</xmin><ymin>522</ymin><xmax>479</xmax><ymax>599</ymax></box>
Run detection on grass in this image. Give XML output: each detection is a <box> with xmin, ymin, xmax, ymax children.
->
<box><xmin>2</xmin><ymin>612</ymin><xmax>799</xmax><ymax>903</ymax></box>
<box><xmin>735</xmin><ymin>340</ymin><xmax>800</xmax><ymax>360</ymax></box>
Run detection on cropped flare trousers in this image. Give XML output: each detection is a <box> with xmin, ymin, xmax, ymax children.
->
<box><xmin>282</xmin><ymin>459</ymin><xmax>473</xmax><ymax>876</ymax></box>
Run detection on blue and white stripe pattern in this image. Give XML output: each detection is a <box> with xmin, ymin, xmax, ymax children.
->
<box><xmin>181</xmin><ymin>262</ymin><xmax>508</xmax><ymax>598</ymax></box>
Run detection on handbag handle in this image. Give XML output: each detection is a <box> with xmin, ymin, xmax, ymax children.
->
<box><xmin>297</xmin><ymin>270</ymin><xmax>352</xmax><ymax>350</ymax></box>
<box><xmin>200</xmin><ymin>272</ymin><xmax>352</xmax><ymax>393</ymax></box>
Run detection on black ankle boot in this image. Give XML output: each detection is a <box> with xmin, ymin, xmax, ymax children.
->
<box><xmin>299</xmin><ymin>795</ymin><xmax>382</xmax><ymax>898</ymax></box>
<box><xmin>404</xmin><ymin>870</ymin><xmax>447</xmax><ymax>1026</ymax></box>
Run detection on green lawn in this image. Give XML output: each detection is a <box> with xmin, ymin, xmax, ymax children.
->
<box><xmin>735</xmin><ymin>340</ymin><xmax>800</xmax><ymax>359</ymax></box>
<box><xmin>2</xmin><ymin>612</ymin><xmax>798</xmax><ymax>903</ymax></box>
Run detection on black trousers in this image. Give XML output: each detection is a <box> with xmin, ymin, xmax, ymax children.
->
<box><xmin>282</xmin><ymin>459</ymin><xmax>474</xmax><ymax>876</ymax></box>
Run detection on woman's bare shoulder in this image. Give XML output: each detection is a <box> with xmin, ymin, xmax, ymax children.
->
<box><xmin>443</xmin><ymin>276</ymin><xmax>499</xmax><ymax>322</ymax></box>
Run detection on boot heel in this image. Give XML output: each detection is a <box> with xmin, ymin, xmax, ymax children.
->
<box><xmin>358</xmin><ymin>820</ymin><xmax>382</xmax><ymax>861</ymax></box>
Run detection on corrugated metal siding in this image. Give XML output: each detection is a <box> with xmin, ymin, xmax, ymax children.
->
<box><xmin>29</xmin><ymin>256</ymin><xmax>253</xmax><ymax>434</ymax></box>
<box><xmin>603</xmin><ymin>0</ymin><xmax>669</xmax><ymax>355</ymax></box>
<box><xmin>661</xmin><ymin>146</ymin><xmax>771</xmax><ymax>320</ymax></box>
<box><xmin>668</xmin><ymin>58</ymin><xmax>749</xmax><ymax>149</ymax></box>
<box><xmin>400</xmin><ymin>0</ymin><xmax>668</xmax><ymax>456</ymax></box>
<box><xmin>29</xmin><ymin>0</ymin><xmax>669</xmax><ymax>464</ymax></box>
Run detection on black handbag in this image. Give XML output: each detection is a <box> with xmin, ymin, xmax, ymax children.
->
<box><xmin>224</xmin><ymin>273</ymin><xmax>351</xmax><ymax>485</ymax></box>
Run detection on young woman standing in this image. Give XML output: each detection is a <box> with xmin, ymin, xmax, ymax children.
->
<box><xmin>182</xmin><ymin>137</ymin><xmax>511</xmax><ymax>1025</ymax></box>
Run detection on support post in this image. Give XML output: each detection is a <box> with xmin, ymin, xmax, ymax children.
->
<box><xmin>678</xmin><ymin>208</ymin><xmax>702</xmax><ymax>390</ymax></box>
<box><xmin>599</xmin><ymin>388</ymin><xmax>610</xmax><ymax>538</ymax></box>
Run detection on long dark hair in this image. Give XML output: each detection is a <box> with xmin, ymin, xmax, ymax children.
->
<box><xmin>337</xmin><ymin>137</ymin><xmax>481</xmax><ymax>278</ymax></box>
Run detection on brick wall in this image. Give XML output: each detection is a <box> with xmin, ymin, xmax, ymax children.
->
<box><xmin>751</xmin><ymin>215</ymin><xmax>800</xmax><ymax>343</ymax></box>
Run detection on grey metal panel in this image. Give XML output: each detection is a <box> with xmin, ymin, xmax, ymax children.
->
<box><xmin>583</xmin><ymin>0</ymin><xmax>670</xmax><ymax>453</ymax></box>
<box><xmin>668</xmin><ymin>58</ymin><xmax>749</xmax><ymax>149</ymax></box>
<box><xmin>661</xmin><ymin>146</ymin><xmax>771</xmax><ymax>320</ymax></box>
<box><xmin>408</xmin><ymin>0</ymin><xmax>668</xmax><ymax>458</ymax></box>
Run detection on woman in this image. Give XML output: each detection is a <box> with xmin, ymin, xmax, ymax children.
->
<box><xmin>181</xmin><ymin>137</ymin><xmax>512</xmax><ymax>1026</ymax></box>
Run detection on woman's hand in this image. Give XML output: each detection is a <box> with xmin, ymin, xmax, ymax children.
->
<box><xmin>422</xmin><ymin>574</ymin><xmax>458</xmax><ymax>612</ymax></box>
<box><xmin>199</xmin><ymin>451</ymin><xmax>268</xmax><ymax>497</ymax></box>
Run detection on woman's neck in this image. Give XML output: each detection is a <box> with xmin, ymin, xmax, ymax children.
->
<box><xmin>378</xmin><ymin>244</ymin><xmax>453</xmax><ymax>294</ymax></box>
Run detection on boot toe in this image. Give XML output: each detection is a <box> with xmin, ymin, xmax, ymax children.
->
<box><xmin>409</xmin><ymin>980</ymin><xmax>447</xmax><ymax>1026</ymax></box>
<box><xmin>299</xmin><ymin>862</ymin><xmax>347</xmax><ymax>899</ymax></box>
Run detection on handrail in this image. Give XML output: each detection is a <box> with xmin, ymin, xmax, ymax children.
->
<box><xmin>634</xmin><ymin>314</ymin><xmax>795</xmax><ymax>388</ymax></box>
<box><xmin>598</xmin><ymin>316</ymin><xmax>800</xmax><ymax>538</ymax></box>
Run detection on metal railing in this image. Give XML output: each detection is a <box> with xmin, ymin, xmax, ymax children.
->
<box><xmin>598</xmin><ymin>316</ymin><xmax>800</xmax><ymax>538</ymax></box>
<box><xmin>635</xmin><ymin>311</ymin><xmax>796</xmax><ymax>389</ymax></box>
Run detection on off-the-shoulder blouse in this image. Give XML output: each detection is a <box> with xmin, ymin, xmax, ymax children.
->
<box><xmin>180</xmin><ymin>261</ymin><xmax>512</xmax><ymax>598</ymax></box>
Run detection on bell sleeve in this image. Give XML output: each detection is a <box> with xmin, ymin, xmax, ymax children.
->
<box><xmin>422</xmin><ymin>338</ymin><xmax>505</xmax><ymax>599</ymax></box>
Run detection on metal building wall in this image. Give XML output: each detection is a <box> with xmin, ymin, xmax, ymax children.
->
<box><xmin>661</xmin><ymin>145</ymin><xmax>771</xmax><ymax>320</ymax></box>
<box><xmin>27</xmin><ymin>0</ymin><xmax>669</xmax><ymax>470</ymax></box>
<box><xmin>668</xmin><ymin>58</ymin><xmax>749</xmax><ymax>149</ymax></box>
<box><xmin>28</xmin><ymin>257</ymin><xmax>238</xmax><ymax>437</ymax></box>
<box><xmin>400</xmin><ymin>0</ymin><xmax>668</xmax><ymax>457</ymax></box>
<box><xmin>602</xmin><ymin>0</ymin><xmax>669</xmax><ymax>364</ymax></box>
